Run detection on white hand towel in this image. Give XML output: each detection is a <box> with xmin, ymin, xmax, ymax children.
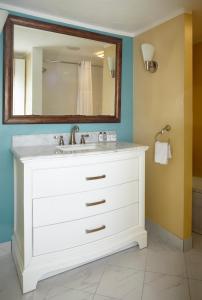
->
<box><xmin>168</xmin><ymin>143</ymin><xmax>172</xmax><ymax>159</ymax></box>
<box><xmin>155</xmin><ymin>141</ymin><xmax>172</xmax><ymax>165</ymax></box>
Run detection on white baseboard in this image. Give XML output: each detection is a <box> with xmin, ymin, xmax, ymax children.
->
<box><xmin>146</xmin><ymin>219</ymin><xmax>192</xmax><ymax>252</ymax></box>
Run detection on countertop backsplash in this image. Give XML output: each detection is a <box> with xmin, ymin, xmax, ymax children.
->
<box><xmin>12</xmin><ymin>131</ymin><xmax>117</xmax><ymax>148</ymax></box>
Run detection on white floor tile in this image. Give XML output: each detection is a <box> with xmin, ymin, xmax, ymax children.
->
<box><xmin>93</xmin><ymin>295</ymin><xmax>118</xmax><ymax>300</ymax></box>
<box><xmin>0</xmin><ymin>255</ymin><xmax>33</xmax><ymax>300</ymax></box>
<box><xmin>32</xmin><ymin>285</ymin><xmax>68</xmax><ymax>300</ymax></box>
<box><xmin>148</xmin><ymin>230</ymin><xmax>180</xmax><ymax>252</ymax></box>
<box><xmin>192</xmin><ymin>233</ymin><xmax>202</xmax><ymax>251</ymax></box>
<box><xmin>142</xmin><ymin>272</ymin><xmax>190</xmax><ymax>300</ymax></box>
<box><xmin>46</xmin><ymin>288</ymin><xmax>94</xmax><ymax>300</ymax></box>
<box><xmin>185</xmin><ymin>250</ymin><xmax>202</xmax><ymax>280</ymax></box>
<box><xmin>103</xmin><ymin>246</ymin><xmax>147</xmax><ymax>271</ymax></box>
<box><xmin>0</xmin><ymin>290</ymin><xmax>33</xmax><ymax>300</ymax></box>
<box><xmin>189</xmin><ymin>279</ymin><xmax>202</xmax><ymax>300</ymax></box>
<box><xmin>96</xmin><ymin>265</ymin><xmax>144</xmax><ymax>299</ymax></box>
<box><xmin>146</xmin><ymin>249</ymin><xmax>186</xmax><ymax>277</ymax></box>
<box><xmin>34</xmin><ymin>288</ymin><xmax>94</xmax><ymax>300</ymax></box>
<box><xmin>1</xmin><ymin>232</ymin><xmax>202</xmax><ymax>299</ymax></box>
<box><xmin>36</xmin><ymin>260</ymin><xmax>106</xmax><ymax>299</ymax></box>
<box><xmin>0</xmin><ymin>242</ymin><xmax>11</xmax><ymax>257</ymax></box>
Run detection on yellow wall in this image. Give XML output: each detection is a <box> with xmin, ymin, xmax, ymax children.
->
<box><xmin>134</xmin><ymin>14</ymin><xmax>192</xmax><ymax>239</ymax></box>
<box><xmin>193</xmin><ymin>42</ymin><xmax>202</xmax><ymax>177</ymax></box>
<box><xmin>183</xmin><ymin>14</ymin><xmax>193</xmax><ymax>239</ymax></box>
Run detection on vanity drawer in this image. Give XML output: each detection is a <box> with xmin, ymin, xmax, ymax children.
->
<box><xmin>33</xmin><ymin>203</ymin><xmax>139</xmax><ymax>256</ymax></box>
<box><xmin>33</xmin><ymin>181</ymin><xmax>139</xmax><ymax>227</ymax></box>
<box><xmin>32</xmin><ymin>158</ymin><xmax>139</xmax><ymax>198</ymax></box>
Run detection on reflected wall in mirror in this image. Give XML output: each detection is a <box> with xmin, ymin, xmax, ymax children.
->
<box><xmin>4</xmin><ymin>16</ymin><xmax>122</xmax><ymax>124</ymax></box>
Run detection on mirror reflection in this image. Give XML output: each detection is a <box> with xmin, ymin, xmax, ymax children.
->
<box><xmin>13</xmin><ymin>25</ymin><xmax>116</xmax><ymax>116</ymax></box>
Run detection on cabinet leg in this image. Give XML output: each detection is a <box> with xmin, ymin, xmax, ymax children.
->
<box><xmin>137</xmin><ymin>231</ymin><xmax>147</xmax><ymax>249</ymax></box>
<box><xmin>22</xmin><ymin>273</ymin><xmax>39</xmax><ymax>294</ymax></box>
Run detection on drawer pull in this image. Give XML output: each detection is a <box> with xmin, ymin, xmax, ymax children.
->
<box><xmin>86</xmin><ymin>199</ymin><xmax>106</xmax><ymax>207</ymax></box>
<box><xmin>85</xmin><ymin>225</ymin><xmax>106</xmax><ymax>234</ymax></box>
<box><xmin>86</xmin><ymin>175</ymin><xmax>106</xmax><ymax>181</ymax></box>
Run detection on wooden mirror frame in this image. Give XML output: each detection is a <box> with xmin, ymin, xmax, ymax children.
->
<box><xmin>3</xmin><ymin>15</ymin><xmax>122</xmax><ymax>124</ymax></box>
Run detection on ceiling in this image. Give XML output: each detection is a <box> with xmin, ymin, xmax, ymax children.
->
<box><xmin>14</xmin><ymin>25</ymin><xmax>109</xmax><ymax>53</ymax></box>
<box><xmin>14</xmin><ymin>25</ymin><xmax>109</xmax><ymax>64</ymax></box>
<box><xmin>0</xmin><ymin>0</ymin><xmax>202</xmax><ymax>42</ymax></box>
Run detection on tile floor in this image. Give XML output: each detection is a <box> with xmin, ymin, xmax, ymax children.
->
<box><xmin>0</xmin><ymin>230</ymin><xmax>202</xmax><ymax>300</ymax></box>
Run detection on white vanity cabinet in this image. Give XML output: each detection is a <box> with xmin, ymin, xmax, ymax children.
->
<box><xmin>12</xmin><ymin>145</ymin><xmax>148</xmax><ymax>293</ymax></box>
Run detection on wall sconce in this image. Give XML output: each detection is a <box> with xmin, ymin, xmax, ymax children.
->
<box><xmin>141</xmin><ymin>43</ymin><xmax>158</xmax><ymax>73</ymax></box>
<box><xmin>0</xmin><ymin>9</ymin><xmax>8</xmax><ymax>33</ymax></box>
<box><xmin>107</xmin><ymin>56</ymin><xmax>115</xmax><ymax>78</ymax></box>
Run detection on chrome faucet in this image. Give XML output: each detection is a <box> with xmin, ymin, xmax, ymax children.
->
<box><xmin>69</xmin><ymin>125</ymin><xmax>79</xmax><ymax>144</ymax></box>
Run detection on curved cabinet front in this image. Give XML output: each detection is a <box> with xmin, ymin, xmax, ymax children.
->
<box><xmin>33</xmin><ymin>203</ymin><xmax>139</xmax><ymax>256</ymax></box>
<box><xmin>32</xmin><ymin>158</ymin><xmax>139</xmax><ymax>198</ymax></box>
<box><xmin>33</xmin><ymin>181</ymin><xmax>139</xmax><ymax>227</ymax></box>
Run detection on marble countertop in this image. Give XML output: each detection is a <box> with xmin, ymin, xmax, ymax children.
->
<box><xmin>12</xmin><ymin>142</ymin><xmax>148</xmax><ymax>161</ymax></box>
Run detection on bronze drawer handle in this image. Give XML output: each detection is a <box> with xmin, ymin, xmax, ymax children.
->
<box><xmin>85</xmin><ymin>225</ymin><xmax>106</xmax><ymax>234</ymax></box>
<box><xmin>86</xmin><ymin>199</ymin><xmax>106</xmax><ymax>207</ymax></box>
<box><xmin>86</xmin><ymin>175</ymin><xmax>106</xmax><ymax>181</ymax></box>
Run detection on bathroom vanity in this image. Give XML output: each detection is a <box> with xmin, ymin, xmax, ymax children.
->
<box><xmin>12</xmin><ymin>141</ymin><xmax>148</xmax><ymax>293</ymax></box>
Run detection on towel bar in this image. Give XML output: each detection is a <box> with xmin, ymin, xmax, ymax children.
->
<box><xmin>155</xmin><ymin>125</ymin><xmax>171</xmax><ymax>141</ymax></box>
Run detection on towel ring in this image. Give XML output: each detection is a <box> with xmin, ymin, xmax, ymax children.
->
<box><xmin>155</xmin><ymin>125</ymin><xmax>171</xmax><ymax>141</ymax></box>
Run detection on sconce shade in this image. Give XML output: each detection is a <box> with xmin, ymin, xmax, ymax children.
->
<box><xmin>141</xmin><ymin>43</ymin><xmax>158</xmax><ymax>73</ymax></box>
<box><xmin>107</xmin><ymin>56</ymin><xmax>115</xmax><ymax>78</ymax></box>
<box><xmin>0</xmin><ymin>9</ymin><xmax>8</xmax><ymax>33</ymax></box>
<box><xmin>141</xmin><ymin>43</ymin><xmax>155</xmax><ymax>61</ymax></box>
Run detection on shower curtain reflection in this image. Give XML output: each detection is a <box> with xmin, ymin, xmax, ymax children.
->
<box><xmin>77</xmin><ymin>61</ymin><xmax>93</xmax><ymax>115</ymax></box>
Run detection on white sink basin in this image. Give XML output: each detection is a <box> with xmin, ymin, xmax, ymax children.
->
<box><xmin>56</xmin><ymin>143</ymin><xmax>100</xmax><ymax>152</ymax></box>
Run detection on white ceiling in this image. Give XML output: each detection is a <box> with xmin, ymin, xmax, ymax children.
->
<box><xmin>0</xmin><ymin>0</ymin><xmax>202</xmax><ymax>42</ymax></box>
<box><xmin>14</xmin><ymin>25</ymin><xmax>108</xmax><ymax>64</ymax></box>
<box><xmin>14</xmin><ymin>25</ymin><xmax>109</xmax><ymax>53</ymax></box>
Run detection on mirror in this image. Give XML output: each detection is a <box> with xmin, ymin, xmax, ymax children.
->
<box><xmin>3</xmin><ymin>16</ymin><xmax>122</xmax><ymax>124</ymax></box>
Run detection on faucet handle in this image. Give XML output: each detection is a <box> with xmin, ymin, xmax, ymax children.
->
<box><xmin>80</xmin><ymin>134</ymin><xmax>89</xmax><ymax>144</ymax></box>
<box><xmin>54</xmin><ymin>135</ymin><xmax>64</xmax><ymax>146</ymax></box>
<box><xmin>59</xmin><ymin>136</ymin><xmax>64</xmax><ymax>146</ymax></box>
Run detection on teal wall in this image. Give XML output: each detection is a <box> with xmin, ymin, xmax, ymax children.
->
<box><xmin>0</xmin><ymin>12</ymin><xmax>133</xmax><ymax>243</ymax></box>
